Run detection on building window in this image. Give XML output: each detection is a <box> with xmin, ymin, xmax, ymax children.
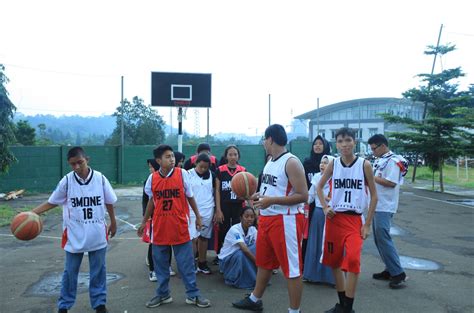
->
<box><xmin>355</xmin><ymin>128</ymin><xmax>362</xmax><ymax>139</ymax></box>
<box><xmin>369</xmin><ymin>128</ymin><xmax>378</xmax><ymax>137</ymax></box>
<box><xmin>331</xmin><ymin>129</ymin><xmax>337</xmax><ymax>139</ymax></box>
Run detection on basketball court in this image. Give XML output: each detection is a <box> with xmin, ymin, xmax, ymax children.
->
<box><xmin>0</xmin><ymin>184</ymin><xmax>472</xmax><ymax>313</ymax></box>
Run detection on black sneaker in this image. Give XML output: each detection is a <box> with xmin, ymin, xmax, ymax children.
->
<box><xmin>186</xmin><ymin>296</ymin><xmax>211</xmax><ymax>308</ymax></box>
<box><xmin>324</xmin><ymin>303</ymin><xmax>344</xmax><ymax>313</ymax></box>
<box><xmin>324</xmin><ymin>303</ymin><xmax>354</xmax><ymax>313</ymax></box>
<box><xmin>232</xmin><ymin>295</ymin><xmax>263</xmax><ymax>311</ymax></box>
<box><xmin>372</xmin><ymin>270</ymin><xmax>391</xmax><ymax>280</ymax></box>
<box><xmin>58</xmin><ymin>309</ymin><xmax>68</xmax><ymax>313</ymax></box>
<box><xmin>212</xmin><ymin>257</ymin><xmax>219</xmax><ymax>265</ymax></box>
<box><xmin>95</xmin><ymin>305</ymin><xmax>108</xmax><ymax>313</ymax></box>
<box><xmin>197</xmin><ymin>262</ymin><xmax>212</xmax><ymax>275</ymax></box>
<box><xmin>146</xmin><ymin>295</ymin><xmax>173</xmax><ymax>308</ymax></box>
<box><xmin>389</xmin><ymin>272</ymin><xmax>407</xmax><ymax>289</ymax></box>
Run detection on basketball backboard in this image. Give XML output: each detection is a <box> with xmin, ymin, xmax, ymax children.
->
<box><xmin>151</xmin><ymin>71</ymin><xmax>211</xmax><ymax>108</ymax></box>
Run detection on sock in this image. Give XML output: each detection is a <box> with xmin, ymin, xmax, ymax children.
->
<box><xmin>344</xmin><ymin>296</ymin><xmax>354</xmax><ymax>313</ymax></box>
<box><xmin>249</xmin><ymin>293</ymin><xmax>261</xmax><ymax>303</ymax></box>
<box><xmin>288</xmin><ymin>308</ymin><xmax>300</xmax><ymax>313</ymax></box>
<box><xmin>338</xmin><ymin>291</ymin><xmax>346</xmax><ymax>306</ymax></box>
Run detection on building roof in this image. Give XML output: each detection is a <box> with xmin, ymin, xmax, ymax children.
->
<box><xmin>294</xmin><ymin>97</ymin><xmax>408</xmax><ymax>120</ymax></box>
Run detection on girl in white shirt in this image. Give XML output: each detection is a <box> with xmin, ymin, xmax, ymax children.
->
<box><xmin>303</xmin><ymin>155</ymin><xmax>335</xmax><ymax>285</ymax></box>
<box><xmin>218</xmin><ymin>206</ymin><xmax>257</xmax><ymax>289</ymax></box>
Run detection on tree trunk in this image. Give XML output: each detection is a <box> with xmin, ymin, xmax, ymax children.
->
<box><xmin>439</xmin><ymin>158</ymin><xmax>444</xmax><ymax>193</ymax></box>
<box><xmin>432</xmin><ymin>169</ymin><xmax>435</xmax><ymax>190</ymax></box>
<box><xmin>412</xmin><ymin>161</ymin><xmax>418</xmax><ymax>183</ymax></box>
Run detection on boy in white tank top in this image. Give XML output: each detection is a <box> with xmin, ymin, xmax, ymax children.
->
<box><xmin>232</xmin><ymin>124</ymin><xmax>308</xmax><ymax>313</ymax></box>
<box><xmin>32</xmin><ymin>147</ymin><xmax>117</xmax><ymax>313</ymax></box>
<box><xmin>317</xmin><ymin>128</ymin><xmax>378</xmax><ymax>313</ymax></box>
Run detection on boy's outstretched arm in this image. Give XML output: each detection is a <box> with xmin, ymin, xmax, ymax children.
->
<box><xmin>32</xmin><ymin>202</ymin><xmax>57</xmax><ymax>215</ymax></box>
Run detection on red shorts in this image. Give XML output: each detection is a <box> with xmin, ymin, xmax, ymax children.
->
<box><xmin>321</xmin><ymin>213</ymin><xmax>363</xmax><ymax>274</ymax></box>
<box><xmin>256</xmin><ymin>214</ymin><xmax>304</xmax><ymax>278</ymax></box>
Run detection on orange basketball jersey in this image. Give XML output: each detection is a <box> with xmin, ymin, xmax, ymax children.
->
<box><xmin>151</xmin><ymin>168</ymin><xmax>190</xmax><ymax>245</ymax></box>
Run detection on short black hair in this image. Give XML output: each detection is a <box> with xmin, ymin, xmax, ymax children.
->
<box><xmin>264</xmin><ymin>124</ymin><xmax>287</xmax><ymax>146</ymax></box>
<box><xmin>67</xmin><ymin>146</ymin><xmax>87</xmax><ymax>160</ymax></box>
<box><xmin>153</xmin><ymin>144</ymin><xmax>173</xmax><ymax>159</ymax></box>
<box><xmin>197</xmin><ymin>143</ymin><xmax>211</xmax><ymax>153</ymax></box>
<box><xmin>368</xmin><ymin>134</ymin><xmax>388</xmax><ymax>147</ymax></box>
<box><xmin>147</xmin><ymin>158</ymin><xmax>160</xmax><ymax>171</ymax></box>
<box><xmin>335</xmin><ymin>127</ymin><xmax>356</xmax><ymax>141</ymax></box>
<box><xmin>174</xmin><ymin>151</ymin><xmax>185</xmax><ymax>162</ymax></box>
<box><xmin>196</xmin><ymin>152</ymin><xmax>211</xmax><ymax>164</ymax></box>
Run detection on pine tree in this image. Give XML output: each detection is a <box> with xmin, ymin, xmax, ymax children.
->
<box><xmin>382</xmin><ymin>44</ymin><xmax>474</xmax><ymax>192</ymax></box>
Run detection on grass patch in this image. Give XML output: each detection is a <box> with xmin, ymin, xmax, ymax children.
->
<box><xmin>0</xmin><ymin>204</ymin><xmax>62</xmax><ymax>227</ymax></box>
<box><xmin>0</xmin><ymin>205</ymin><xmax>31</xmax><ymax>227</ymax></box>
<box><xmin>415</xmin><ymin>165</ymin><xmax>474</xmax><ymax>189</ymax></box>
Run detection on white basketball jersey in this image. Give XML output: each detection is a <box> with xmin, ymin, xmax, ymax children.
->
<box><xmin>63</xmin><ymin>170</ymin><xmax>109</xmax><ymax>253</ymax></box>
<box><xmin>330</xmin><ymin>157</ymin><xmax>368</xmax><ymax>214</ymax></box>
<box><xmin>188</xmin><ymin>169</ymin><xmax>215</xmax><ymax>219</ymax></box>
<box><xmin>259</xmin><ymin>152</ymin><xmax>304</xmax><ymax>216</ymax></box>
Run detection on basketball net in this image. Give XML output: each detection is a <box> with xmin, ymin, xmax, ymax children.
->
<box><xmin>174</xmin><ymin>100</ymin><xmax>190</xmax><ymax>120</ymax></box>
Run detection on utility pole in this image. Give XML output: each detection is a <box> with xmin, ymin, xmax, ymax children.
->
<box><xmin>268</xmin><ymin>94</ymin><xmax>271</xmax><ymax>126</ymax></box>
<box><xmin>316</xmin><ymin>97</ymin><xmax>320</xmax><ymax>138</ymax></box>
<box><xmin>120</xmin><ymin>76</ymin><xmax>124</xmax><ymax>184</ymax></box>
<box><xmin>412</xmin><ymin>24</ymin><xmax>443</xmax><ymax>183</ymax></box>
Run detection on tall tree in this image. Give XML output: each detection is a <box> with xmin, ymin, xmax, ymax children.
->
<box><xmin>36</xmin><ymin>123</ymin><xmax>53</xmax><ymax>145</ymax></box>
<box><xmin>382</xmin><ymin>44</ymin><xmax>474</xmax><ymax>192</ymax></box>
<box><xmin>14</xmin><ymin>120</ymin><xmax>36</xmax><ymax>145</ymax></box>
<box><xmin>0</xmin><ymin>64</ymin><xmax>17</xmax><ymax>172</ymax></box>
<box><xmin>106</xmin><ymin>96</ymin><xmax>166</xmax><ymax>145</ymax></box>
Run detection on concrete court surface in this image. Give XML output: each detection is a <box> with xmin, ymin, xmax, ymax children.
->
<box><xmin>0</xmin><ymin>184</ymin><xmax>472</xmax><ymax>313</ymax></box>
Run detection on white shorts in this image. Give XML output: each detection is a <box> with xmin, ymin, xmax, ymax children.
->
<box><xmin>199</xmin><ymin>215</ymin><xmax>213</xmax><ymax>239</ymax></box>
<box><xmin>188</xmin><ymin>215</ymin><xmax>200</xmax><ymax>240</ymax></box>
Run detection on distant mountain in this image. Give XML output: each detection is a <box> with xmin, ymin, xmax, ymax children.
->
<box><xmin>14</xmin><ymin>113</ymin><xmax>116</xmax><ymax>136</ymax></box>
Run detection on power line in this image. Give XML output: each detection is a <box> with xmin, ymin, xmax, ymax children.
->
<box><xmin>2</xmin><ymin>63</ymin><xmax>118</xmax><ymax>78</ymax></box>
<box><xmin>16</xmin><ymin>106</ymin><xmax>114</xmax><ymax>115</ymax></box>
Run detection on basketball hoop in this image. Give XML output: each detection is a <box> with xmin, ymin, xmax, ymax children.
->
<box><xmin>173</xmin><ymin>100</ymin><xmax>191</xmax><ymax>120</ymax></box>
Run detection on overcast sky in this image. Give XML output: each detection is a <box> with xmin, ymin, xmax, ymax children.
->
<box><xmin>2</xmin><ymin>0</ymin><xmax>473</xmax><ymax>136</ymax></box>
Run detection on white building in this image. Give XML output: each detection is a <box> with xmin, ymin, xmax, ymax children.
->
<box><xmin>295</xmin><ymin>97</ymin><xmax>424</xmax><ymax>153</ymax></box>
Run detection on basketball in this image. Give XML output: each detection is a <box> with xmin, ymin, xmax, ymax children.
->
<box><xmin>231</xmin><ymin>172</ymin><xmax>258</xmax><ymax>199</ymax></box>
<box><xmin>10</xmin><ymin>211</ymin><xmax>43</xmax><ymax>241</ymax></box>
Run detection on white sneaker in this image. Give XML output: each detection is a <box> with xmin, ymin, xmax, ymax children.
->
<box><xmin>149</xmin><ymin>271</ymin><xmax>157</xmax><ymax>282</ymax></box>
<box><xmin>169</xmin><ymin>266</ymin><xmax>176</xmax><ymax>276</ymax></box>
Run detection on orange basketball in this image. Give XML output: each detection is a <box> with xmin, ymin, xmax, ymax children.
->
<box><xmin>231</xmin><ymin>172</ymin><xmax>258</xmax><ymax>199</ymax></box>
<box><xmin>10</xmin><ymin>211</ymin><xmax>43</xmax><ymax>241</ymax></box>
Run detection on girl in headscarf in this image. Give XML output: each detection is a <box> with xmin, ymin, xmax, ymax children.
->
<box><xmin>303</xmin><ymin>154</ymin><xmax>335</xmax><ymax>285</ymax></box>
<box><xmin>303</xmin><ymin>135</ymin><xmax>331</xmax><ymax>187</ymax></box>
<box><xmin>302</xmin><ymin>135</ymin><xmax>331</xmax><ymax>263</ymax></box>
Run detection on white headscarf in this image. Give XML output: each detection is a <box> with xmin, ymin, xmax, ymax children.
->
<box><xmin>321</xmin><ymin>154</ymin><xmax>335</xmax><ymax>163</ymax></box>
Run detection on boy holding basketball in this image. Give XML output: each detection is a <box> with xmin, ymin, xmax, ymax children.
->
<box><xmin>232</xmin><ymin>124</ymin><xmax>308</xmax><ymax>313</ymax></box>
<box><xmin>31</xmin><ymin>146</ymin><xmax>117</xmax><ymax>313</ymax></box>
<box><xmin>137</xmin><ymin>144</ymin><xmax>211</xmax><ymax>308</ymax></box>
<box><xmin>317</xmin><ymin>128</ymin><xmax>378</xmax><ymax>313</ymax></box>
